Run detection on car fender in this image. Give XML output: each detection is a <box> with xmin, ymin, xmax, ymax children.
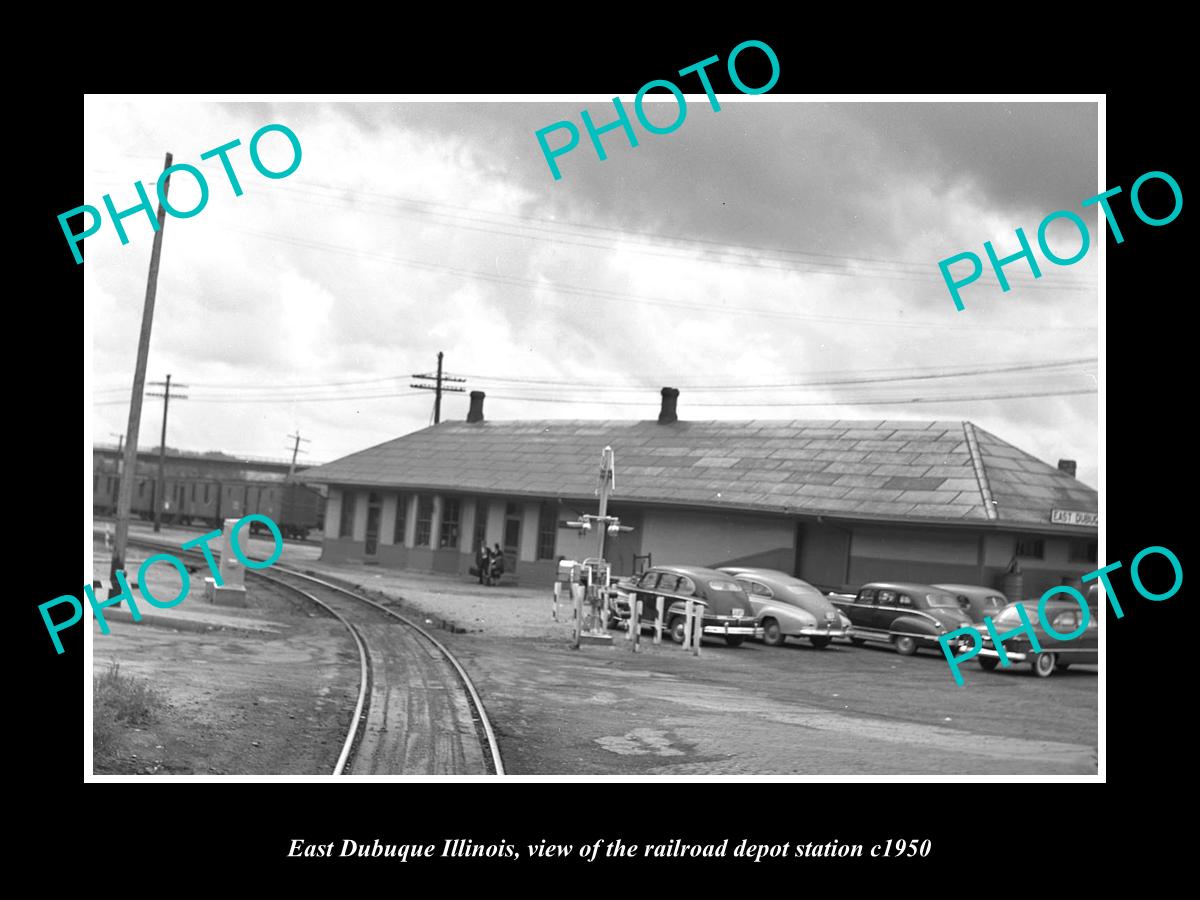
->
<box><xmin>889</xmin><ymin>613</ymin><xmax>944</xmax><ymax>638</ymax></box>
<box><xmin>755</xmin><ymin>601</ymin><xmax>816</xmax><ymax>632</ymax></box>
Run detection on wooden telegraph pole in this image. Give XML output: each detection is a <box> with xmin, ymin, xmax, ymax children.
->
<box><xmin>110</xmin><ymin>153</ymin><xmax>173</xmax><ymax>598</ymax></box>
<box><xmin>286</xmin><ymin>429</ymin><xmax>310</xmax><ymax>481</ymax></box>
<box><xmin>147</xmin><ymin>374</ymin><xmax>188</xmax><ymax>532</ymax></box>
<box><xmin>411</xmin><ymin>351</ymin><xmax>465</xmax><ymax>424</ymax></box>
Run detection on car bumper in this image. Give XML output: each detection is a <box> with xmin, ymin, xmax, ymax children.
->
<box><xmin>794</xmin><ymin>626</ymin><xmax>849</xmax><ymax>638</ymax></box>
<box><xmin>977</xmin><ymin>646</ymin><xmax>1029</xmax><ymax>662</ymax></box>
<box><xmin>702</xmin><ymin>624</ymin><xmax>763</xmax><ymax>637</ymax></box>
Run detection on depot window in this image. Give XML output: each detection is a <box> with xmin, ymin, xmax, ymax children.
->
<box><xmin>1015</xmin><ymin>537</ymin><xmax>1045</xmax><ymax>559</ymax></box>
<box><xmin>536</xmin><ymin>502</ymin><xmax>556</xmax><ymax>560</ymax></box>
<box><xmin>415</xmin><ymin>495</ymin><xmax>434</xmax><ymax>547</ymax></box>
<box><xmin>440</xmin><ymin>497</ymin><xmax>461</xmax><ymax>549</ymax></box>
<box><xmin>1068</xmin><ymin>539</ymin><xmax>1097</xmax><ymax>562</ymax></box>
<box><xmin>339</xmin><ymin>491</ymin><xmax>357</xmax><ymax>539</ymax></box>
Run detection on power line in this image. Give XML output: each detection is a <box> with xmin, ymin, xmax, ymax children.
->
<box><xmin>455</xmin><ymin>359</ymin><xmax>1096</xmax><ymax>393</ymax></box>
<box><xmin>227</xmin><ymin>225</ymin><xmax>1098</xmax><ymax>332</ymax></box>
<box><xmin>93</xmin><ymin>359</ymin><xmax>1094</xmax><ymax>404</ymax></box>
<box><xmin>270</xmin><ymin>178</ymin><xmax>1096</xmax><ymax>288</ymax></box>
<box><xmin>97</xmin><ymin>163</ymin><xmax>1084</xmax><ymax>284</ymax></box>
<box><xmin>267</xmin><ymin>182</ymin><xmax>1093</xmax><ymax>289</ymax></box>
<box><xmin>94</xmin><ymin>390</ymin><xmax>428</xmax><ymax>406</ymax></box>
<box><xmin>482</xmin><ymin>387</ymin><xmax>1097</xmax><ymax>407</ymax></box>
<box><xmin>97</xmin><ymin>356</ymin><xmax>1094</xmax><ymax>395</ymax></box>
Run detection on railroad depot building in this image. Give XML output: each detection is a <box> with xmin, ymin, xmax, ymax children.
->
<box><xmin>301</xmin><ymin>389</ymin><xmax>1098</xmax><ymax>597</ymax></box>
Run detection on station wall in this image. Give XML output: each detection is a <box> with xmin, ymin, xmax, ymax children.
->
<box><xmin>317</xmin><ymin>486</ymin><xmax>1096</xmax><ymax>598</ymax></box>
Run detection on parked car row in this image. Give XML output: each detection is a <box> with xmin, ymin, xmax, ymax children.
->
<box><xmin>610</xmin><ymin>565</ymin><xmax>1098</xmax><ymax>679</ymax></box>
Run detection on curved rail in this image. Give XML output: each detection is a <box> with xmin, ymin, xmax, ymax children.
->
<box><xmin>249</xmin><ymin>569</ymin><xmax>370</xmax><ymax>776</ymax></box>
<box><xmin>269</xmin><ymin>564</ymin><xmax>506</xmax><ymax>776</ymax></box>
<box><xmin>115</xmin><ymin>532</ymin><xmax>504</xmax><ymax>775</ymax></box>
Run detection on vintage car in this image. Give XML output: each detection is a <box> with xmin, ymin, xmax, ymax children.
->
<box><xmin>828</xmin><ymin>581</ymin><xmax>976</xmax><ymax>655</ymax></box>
<box><xmin>932</xmin><ymin>583</ymin><xmax>1009</xmax><ymax>624</ymax></box>
<box><xmin>718</xmin><ymin>567</ymin><xmax>852</xmax><ymax>648</ymax></box>
<box><xmin>966</xmin><ymin>584</ymin><xmax>1099</xmax><ymax>677</ymax></box>
<box><xmin>613</xmin><ymin>565</ymin><xmax>763</xmax><ymax>647</ymax></box>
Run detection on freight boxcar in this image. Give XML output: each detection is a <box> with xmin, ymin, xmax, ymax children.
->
<box><xmin>92</xmin><ymin>446</ymin><xmax>325</xmax><ymax>540</ymax></box>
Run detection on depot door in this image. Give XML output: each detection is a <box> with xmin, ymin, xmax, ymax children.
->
<box><xmin>364</xmin><ymin>492</ymin><xmax>382</xmax><ymax>556</ymax></box>
<box><xmin>503</xmin><ymin>503</ymin><xmax>521</xmax><ymax>574</ymax></box>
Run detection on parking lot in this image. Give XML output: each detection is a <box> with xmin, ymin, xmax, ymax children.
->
<box><xmin>262</xmin><ymin>543</ymin><xmax>1097</xmax><ymax>776</ymax></box>
<box><xmin>100</xmin><ymin>524</ymin><xmax>1098</xmax><ymax>776</ymax></box>
<box><xmin>453</xmin><ymin>631</ymin><xmax>1097</xmax><ymax>776</ymax></box>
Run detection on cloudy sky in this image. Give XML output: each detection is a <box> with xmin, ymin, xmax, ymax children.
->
<box><xmin>85</xmin><ymin>97</ymin><xmax>1099</xmax><ymax>486</ymax></box>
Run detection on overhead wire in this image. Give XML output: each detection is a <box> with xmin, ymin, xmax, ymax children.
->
<box><xmin>226</xmin><ymin>224</ymin><xmax>1095</xmax><ymax>332</ymax></box>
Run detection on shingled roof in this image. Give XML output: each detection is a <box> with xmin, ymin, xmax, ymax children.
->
<box><xmin>302</xmin><ymin>419</ymin><xmax>1097</xmax><ymax>530</ymax></box>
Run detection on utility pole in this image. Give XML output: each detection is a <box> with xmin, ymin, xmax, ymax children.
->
<box><xmin>411</xmin><ymin>350</ymin><xmax>465</xmax><ymax>424</ymax></box>
<box><xmin>147</xmin><ymin>374</ymin><xmax>188</xmax><ymax>532</ymax></box>
<box><xmin>109</xmin><ymin>432</ymin><xmax>124</xmax><ymax>510</ymax></box>
<box><xmin>285</xmin><ymin>430</ymin><xmax>311</xmax><ymax>480</ymax></box>
<box><xmin>110</xmin><ymin>153</ymin><xmax>173</xmax><ymax>600</ymax></box>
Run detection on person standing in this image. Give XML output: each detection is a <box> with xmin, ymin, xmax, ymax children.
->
<box><xmin>490</xmin><ymin>542</ymin><xmax>505</xmax><ymax>584</ymax></box>
<box><xmin>477</xmin><ymin>543</ymin><xmax>491</xmax><ymax>586</ymax></box>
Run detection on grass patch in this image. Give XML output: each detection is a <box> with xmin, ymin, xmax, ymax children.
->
<box><xmin>94</xmin><ymin>661</ymin><xmax>165</xmax><ymax>759</ymax></box>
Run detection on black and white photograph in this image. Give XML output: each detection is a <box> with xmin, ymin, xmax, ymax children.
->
<box><xmin>83</xmin><ymin>92</ymin><xmax>1103</xmax><ymax>780</ymax></box>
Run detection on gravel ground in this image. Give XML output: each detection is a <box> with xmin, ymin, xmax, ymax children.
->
<box><xmin>91</xmin><ymin>540</ymin><xmax>358</xmax><ymax>775</ymax></box>
<box><xmin>100</xmin><ymin>522</ymin><xmax>1099</xmax><ymax>776</ymax></box>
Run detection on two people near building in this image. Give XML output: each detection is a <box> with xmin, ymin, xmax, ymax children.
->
<box><xmin>477</xmin><ymin>542</ymin><xmax>505</xmax><ymax>586</ymax></box>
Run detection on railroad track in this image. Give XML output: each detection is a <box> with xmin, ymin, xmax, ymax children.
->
<box><xmin>117</xmin><ymin>534</ymin><xmax>505</xmax><ymax>776</ymax></box>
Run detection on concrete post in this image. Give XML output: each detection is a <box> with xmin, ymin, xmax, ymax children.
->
<box><xmin>654</xmin><ymin>595</ymin><xmax>664</xmax><ymax>644</ymax></box>
<box><xmin>219</xmin><ymin>517</ymin><xmax>245</xmax><ymax>588</ymax></box>
<box><xmin>632</xmin><ymin>599</ymin><xmax>641</xmax><ymax>653</ymax></box>
<box><xmin>572</xmin><ymin>583</ymin><xmax>583</xmax><ymax>650</ymax></box>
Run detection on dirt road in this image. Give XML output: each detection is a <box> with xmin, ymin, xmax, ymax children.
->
<box><xmin>104</xmin><ymin>524</ymin><xmax>1098</xmax><ymax>776</ymax></box>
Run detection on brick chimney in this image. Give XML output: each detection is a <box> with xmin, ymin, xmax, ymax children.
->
<box><xmin>659</xmin><ymin>387</ymin><xmax>679</xmax><ymax>424</ymax></box>
<box><xmin>467</xmin><ymin>391</ymin><xmax>485</xmax><ymax>423</ymax></box>
<box><xmin>1057</xmin><ymin>459</ymin><xmax>1077</xmax><ymax>477</ymax></box>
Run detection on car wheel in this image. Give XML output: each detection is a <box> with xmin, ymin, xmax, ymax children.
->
<box><xmin>1032</xmin><ymin>653</ymin><xmax>1057</xmax><ymax>678</ymax></box>
<box><xmin>724</xmin><ymin>635</ymin><xmax>745</xmax><ymax>648</ymax></box>
<box><xmin>809</xmin><ymin>635</ymin><xmax>832</xmax><ymax>649</ymax></box>
<box><xmin>893</xmin><ymin>635</ymin><xmax>918</xmax><ymax>656</ymax></box>
<box><xmin>978</xmin><ymin>657</ymin><xmax>1000</xmax><ymax>671</ymax></box>
<box><xmin>848</xmin><ymin>637</ymin><xmax>867</xmax><ymax>647</ymax></box>
<box><xmin>669</xmin><ymin>615</ymin><xmax>686</xmax><ymax>644</ymax></box>
<box><xmin>762</xmin><ymin>619</ymin><xmax>785</xmax><ymax>647</ymax></box>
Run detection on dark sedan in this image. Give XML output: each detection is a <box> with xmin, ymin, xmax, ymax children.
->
<box><xmin>829</xmin><ymin>581</ymin><xmax>976</xmax><ymax>655</ymax></box>
<box><xmin>614</xmin><ymin>565</ymin><xmax>762</xmax><ymax>647</ymax></box>
<box><xmin>933</xmin><ymin>583</ymin><xmax>1009</xmax><ymax>624</ymax></box>
<box><xmin>969</xmin><ymin>586</ymin><xmax>1099</xmax><ymax>677</ymax></box>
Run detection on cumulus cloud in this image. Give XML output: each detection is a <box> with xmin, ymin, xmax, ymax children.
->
<box><xmin>86</xmin><ymin>97</ymin><xmax>1099</xmax><ymax>487</ymax></box>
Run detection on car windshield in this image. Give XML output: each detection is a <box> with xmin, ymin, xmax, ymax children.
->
<box><xmin>925</xmin><ymin>592</ymin><xmax>959</xmax><ymax>609</ymax></box>
<box><xmin>707</xmin><ymin>580</ymin><xmax>741</xmax><ymax>592</ymax></box>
